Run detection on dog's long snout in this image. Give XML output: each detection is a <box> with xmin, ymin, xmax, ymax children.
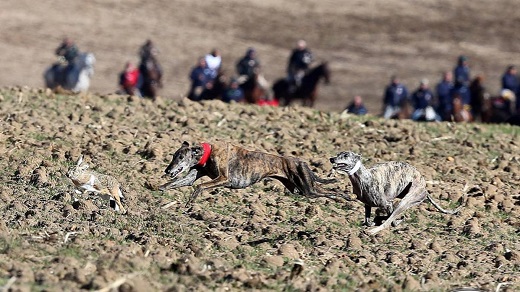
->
<box><xmin>329</xmin><ymin>157</ymin><xmax>335</xmax><ymax>164</ymax></box>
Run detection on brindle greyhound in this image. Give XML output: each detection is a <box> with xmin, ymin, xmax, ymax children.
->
<box><xmin>329</xmin><ymin>151</ymin><xmax>464</xmax><ymax>235</ymax></box>
<box><xmin>159</xmin><ymin>141</ymin><xmax>345</xmax><ymax>206</ymax></box>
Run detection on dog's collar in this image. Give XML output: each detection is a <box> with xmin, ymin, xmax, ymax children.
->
<box><xmin>348</xmin><ymin>160</ymin><xmax>362</xmax><ymax>176</ymax></box>
<box><xmin>198</xmin><ymin>143</ymin><xmax>212</xmax><ymax>166</ymax></box>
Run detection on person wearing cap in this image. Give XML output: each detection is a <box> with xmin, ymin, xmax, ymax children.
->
<box><xmin>410</xmin><ymin>78</ymin><xmax>440</xmax><ymax>121</ymax></box>
<box><xmin>287</xmin><ymin>40</ymin><xmax>314</xmax><ymax>92</ymax></box>
<box><xmin>453</xmin><ymin>55</ymin><xmax>471</xmax><ymax>88</ymax></box>
<box><xmin>382</xmin><ymin>75</ymin><xmax>409</xmax><ymax>119</ymax></box>
<box><xmin>501</xmin><ymin>65</ymin><xmax>518</xmax><ymax>93</ymax></box>
<box><xmin>501</xmin><ymin>65</ymin><xmax>519</xmax><ymax>113</ymax></box>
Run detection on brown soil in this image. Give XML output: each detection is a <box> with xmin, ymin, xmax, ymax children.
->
<box><xmin>2</xmin><ymin>0</ymin><xmax>520</xmax><ymax>113</ymax></box>
<box><xmin>0</xmin><ymin>87</ymin><xmax>519</xmax><ymax>291</ymax></box>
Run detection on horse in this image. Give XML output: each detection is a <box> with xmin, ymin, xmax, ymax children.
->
<box><xmin>139</xmin><ymin>55</ymin><xmax>163</xmax><ymax>100</ymax></box>
<box><xmin>481</xmin><ymin>89</ymin><xmax>516</xmax><ymax>124</ymax></box>
<box><xmin>452</xmin><ymin>95</ymin><xmax>474</xmax><ymax>122</ymax></box>
<box><xmin>44</xmin><ymin>52</ymin><xmax>95</xmax><ymax>93</ymax></box>
<box><xmin>238</xmin><ymin>73</ymin><xmax>270</xmax><ymax>104</ymax></box>
<box><xmin>272</xmin><ymin>62</ymin><xmax>330</xmax><ymax>107</ymax></box>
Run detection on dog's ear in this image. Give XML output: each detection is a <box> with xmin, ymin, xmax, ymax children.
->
<box><xmin>191</xmin><ymin>145</ymin><xmax>203</xmax><ymax>157</ymax></box>
<box><xmin>352</xmin><ymin>152</ymin><xmax>362</xmax><ymax>160</ymax></box>
<box><xmin>182</xmin><ymin>141</ymin><xmax>190</xmax><ymax>147</ymax></box>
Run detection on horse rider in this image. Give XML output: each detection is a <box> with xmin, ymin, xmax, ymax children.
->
<box><xmin>382</xmin><ymin>75</ymin><xmax>409</xmax><ymax>119</ymax></box>
<box><xmin>205</xmin><ymin>48</ymin><xmax>222</xmax><ymax>80</ymax></box>
<box><xmin>286</xmin><ymin>40</ymin><xmax>314</xmax><ymax>93</ymax></box>
<box><xmin>235</xmin><ymin>47</ymin><xmax>270</xmax><ymax>91</ymax></box>
<box><xmin>410</xmin><ymin>79</ymin><xmax>441</xmax><ymax>121</ymax></box>
<box><xmin>55</xmin><ymin>37</ymin><xmax>79</xmax><ymax>65</ymax></box>
<box><xmin>139</xmin><ymin>39</ymin><xmax>158</xmax><ymax>63</ymax></box>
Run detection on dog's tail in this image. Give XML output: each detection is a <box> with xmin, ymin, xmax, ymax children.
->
<box><xmin>298</xmin><ymin>161</ymin><xmax>337</xmax><ymax>184</ymax></box>
<box><xmin>426</xmin><ymin>192</ymin><xmax>465</xmax><ymax>214</ymax></box>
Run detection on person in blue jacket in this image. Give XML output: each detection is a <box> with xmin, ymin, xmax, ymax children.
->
<box><xmin>501</xmin><ymin>65</ymin><xmax>518</xmax><ymax>93</ymax></box>
<box><xmin>454</xmin><ymin>55</ymin><xmax>470</xmax><ymax>88</ymax></box>
<box><xmin>382</xmin><ymin>75</ymin><xmax>409</xmax><ymax>119</ymax></box>
<box><xmin>345</xmin><ymin>95</ymin><xmax>368</xmax><ymax>115</ymax></box>
<box><xmin>411</xmin><ymin>79</ymin><xmax>440</xmax><ymax>121</ymax></box>
<box><xmin>436</xmin><ymin>71</ymin><xmax>455</xmax><ymax>121</ymax></box>
<box><xmin>188</xmin><ymin>57</ymin><xmax>213</xmax><ymax>101</ymax></box>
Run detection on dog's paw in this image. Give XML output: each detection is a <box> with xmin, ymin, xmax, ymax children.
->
<box><xmin>391</xmin><ymin>219</ymin><xmax>403</xmax><ymax>227</ymax></box>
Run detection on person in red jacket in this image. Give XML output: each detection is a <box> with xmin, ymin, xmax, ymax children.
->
<box><xmin>118</xmin><ymin>62</ymin><xmax>141</xmax><ymax>96</ymax></box>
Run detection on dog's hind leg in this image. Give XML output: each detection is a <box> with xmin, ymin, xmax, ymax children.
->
<box><xmin>367</xmin><ymin>188</ymin><xmax>426</xmax><ymax>235</ymax></box>
<box><xmin>186</xmin><ymin>176</ymin><xmax>231</xmax><ymax>207</ymax></box>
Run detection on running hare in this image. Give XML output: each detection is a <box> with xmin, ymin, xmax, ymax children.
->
<box><xmin>67</xmin><ymin>155</ymin><xmax>126</xmax><ymax>213</ymax></box>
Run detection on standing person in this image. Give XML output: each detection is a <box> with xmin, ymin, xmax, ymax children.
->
<box><xmin>382</xmin><ymin>75</ymin><xmax>409</xmax><ymax>119</ymax></box>
<box><xmin>188</xmin><ymin>57</ymin><xmax>213</xmax><ymax>101</ymax></box>
<box><xmin>345</xmin><ymin>95</ymin><xmax>368</xmax><ymax>115</ymax></box>
<box><xmin>410</xmin><ymin>79</ymin><xmax>440</xmax><ymax>121</ymax></box>
<box><xmin>436</xmin><ymin>71</ymin><xmax>455</xmax><ymax>121</ymax></box>
<box><xmin>452</xmin><ymin>55</ymin><xmax>471</xmax><ymax>107</ymax></box>
<box><xmin>205</xmin><ymin>48</ymin><xmax>222</xmax><ymax>80</ymax></box>
<box><xmin>501</xmin><ymin>65</ymin><xmax>519</xmax><ymax>113</ymax></box>
<box><xmin>287</xmin><ymin>40</ymin><xmax>314</xmax><ymax>92</ymax></box>
<box><xmin>469</xmin><ymin>75</ymin><xmax>488</xmax><ymax>122</ymax></box>
<box><xmin>55</xmin><ymin>37</ymin><xmax>79</xmax><ymax>64</ymax></box>
<box><xmin>118</xmin><ymin>62</ymin><xmax>140</xmax><ymax>96</ymax></box>
<box><xmin>501</xmin><ymin>65</ymin><xmax>518</xmax><ymax>93</ymax></box>
<box><xmin>453</xmin><ymin>55</ymin><xmax>470</xmax><ymax>88</ymax></box>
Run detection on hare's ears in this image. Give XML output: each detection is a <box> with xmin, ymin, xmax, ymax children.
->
<box><xmin>75</xmin><ymin>155</ymin><xmax>89</xmax><ymax>169</ymax></box>
<box><xmin>76</xmin><ymin>155</ymin><xmax>84</xmax><ymax>166</ymax></box>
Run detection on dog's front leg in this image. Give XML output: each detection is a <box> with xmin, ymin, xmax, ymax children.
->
<box><xmin>185</xmin><ymin>176</ymin><xmax>231</xmax><ymax>207</ymax></box>
<box><xmin>364</xmin><ymin>205</ymin><xmax>374</xmax><ymax>226</ymax></box>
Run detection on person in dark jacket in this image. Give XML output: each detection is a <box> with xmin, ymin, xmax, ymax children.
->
<box><xmin>55</xmin><ymin>37</ymin><xmax>79</xmax><ymax>64</ymax></box>
<box><xmin>345</xmin><ymin>95</ymin><xmax>368</xmax><ymax>115</ymax></box>
<box><xmin>501</xmin><ymin>65</ymin><xmax>518</xmax><ymax>93</ymax></box>
<box><xmin>436</xmin><ymin>71</ymin><xmax>455</xmax><ymax>121</ymax></box>
<box><xmin>411</xmin><ymin>79</ymin><xmax>440</xmax><ymax>121</ymax></box>
<box><xmin>287</xmin><ymin>40</ymin><xmax>313</xmax><ymax>91</ymax></box>
<box><xmin>382</xmin><ymin>75</ymin><xmax>409</xmax><ymax>119</ymax></box>
<box><xmin>453</xmin><ymin>55</ymin><xmax>470</xmax><ymax>88</ymax></box>
<box><xmin>188</xmin><ymin>57</ymin><xmax>213</xmax><ymax>101</ymax></box>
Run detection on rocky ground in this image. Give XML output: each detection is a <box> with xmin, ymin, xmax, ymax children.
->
<box><xmin>0</xmin><ymin>87</ymin><xmax>519</xmax><ymax>291</ymax></box>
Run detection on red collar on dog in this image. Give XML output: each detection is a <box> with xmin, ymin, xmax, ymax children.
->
<box><xmin>198</xmin><ymin>143</ymin><xmax>212</xmax><ymax>166</ymax></box>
